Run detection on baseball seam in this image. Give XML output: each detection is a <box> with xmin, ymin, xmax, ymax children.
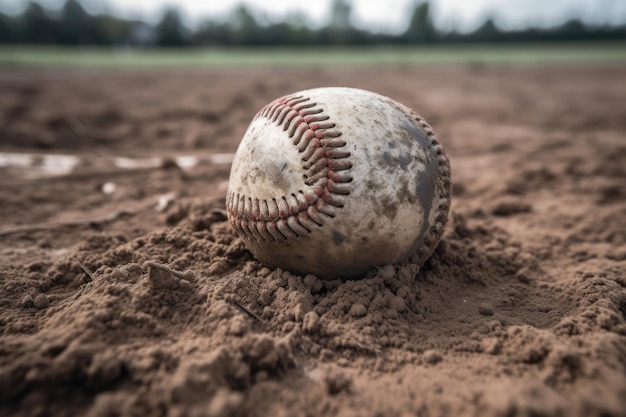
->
<box><xmin>226</xmin><ymin>94</ymin><xmax>353</xmax><ymax>242</ymax></box>
<box><xmin>409</xmin><ymin>112</ymin><xmax>451</xmax><ymax>265</ymax></box>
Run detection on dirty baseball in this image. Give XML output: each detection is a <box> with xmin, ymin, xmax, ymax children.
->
<box><xmin>226</xmin><ymin>87</ymin><xmax>451</xmax><ymax>279</ymax></box>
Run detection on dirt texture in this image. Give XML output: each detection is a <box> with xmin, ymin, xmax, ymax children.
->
<box><xmin>1</xmin><ymin>66</ymin><xmax>625</xmax><ymax>417</ymax></box>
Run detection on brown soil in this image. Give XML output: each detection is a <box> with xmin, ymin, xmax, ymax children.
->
<box><xmin>1</xmin><ymin>65</ymin><xmax>625</xmax><ymax>417</ymax></box>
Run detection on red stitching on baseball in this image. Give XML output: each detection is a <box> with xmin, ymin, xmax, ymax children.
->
<box><xmin>227</xmin><ymin>94</ymin><xmax>352</xmax><ymax>242</ymax></box>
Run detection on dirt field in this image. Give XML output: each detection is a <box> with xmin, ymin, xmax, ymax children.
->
<box><xmin>1</xmin><ymin>65</ymin><xmax>625</xmax><ymax>417</ymax></box>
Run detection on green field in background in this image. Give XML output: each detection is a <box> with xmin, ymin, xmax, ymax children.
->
<box><xmin>0</xmin><ymin>43</ymin><xmax>625</xmax><ymax>68</ymax></box>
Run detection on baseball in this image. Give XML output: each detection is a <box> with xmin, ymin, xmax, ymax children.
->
<box><xmin>226</xmin><ymin>87</ymin><xmax>451</xmax><ymax>279</ymax></box>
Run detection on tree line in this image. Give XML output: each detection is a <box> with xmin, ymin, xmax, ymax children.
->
<box><xmin>1</xmin><ymin>0</ymin><xmax>625</xmax><ymax>47</ymax></box>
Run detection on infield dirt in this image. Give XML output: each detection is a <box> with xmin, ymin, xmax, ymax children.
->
<box><xmin>1</xmin><ymin>65</ymin><xmax>625</xmax><ymax>417</ymax></box>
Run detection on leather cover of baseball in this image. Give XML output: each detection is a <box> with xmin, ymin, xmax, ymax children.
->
<box><xmin>226</xmin><ymin>87</ymin><xmax>451</xmax><ymax>279</ymax></box>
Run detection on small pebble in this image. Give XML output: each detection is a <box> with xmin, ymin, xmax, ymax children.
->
<box><xmin>349</xmin><ymin>303</ymin><xmax>367</xmax><ymax>318</ymax></box>
<box><xmin>491</xmin><ymin>200</ymin><xmax>532</xmax><ymax>216</ymax></box>
<box><xmin>101</xmin><ymin>182</ymin><xmax>116</xmax><ymax>195</ymax></box>
<box><xmin>33</xmin><ymin>294</ymin><xmax>49</xmax><ymax>309</ymax></box>
<box><xmin>303</xmin><ymin>274</ymin><xmax>318</xmax><ymax>290</ymax></box>
<box><xmin>302</xmin><ymin>311</ymin><xmax>320</xmax><ymax>333</ymax></box>
<box><xmin>20</xmin><ymin>294</ymin><xmax>35</xmax><ymax>308</ymax></box>
<box><xmin>282</xmin><ymin>322</ymin><xmax>295</xmax><ymax>333</ymax></box>
<box><xmin>478</xmin><ymin>304</ymin><xmax>495</xmax><ymax>316</ymax></box>
<box><xmin>423</xmin><ymin>350</ymin><xmax>443</xmax><ymax>364</ymax></box>
<box><xmin>182</xmin><ymin>270</ymin><xmax>196</xmax><ymax>281</ymax></box>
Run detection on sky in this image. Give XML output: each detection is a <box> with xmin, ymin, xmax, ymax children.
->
<box><xmin>2</xmin><ymin>0</ymin><xmax>625</xmax><ymax>33</ymax></box>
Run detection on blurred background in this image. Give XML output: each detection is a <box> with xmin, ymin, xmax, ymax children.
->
<box><xmin>0</xmin><ymin>0</ymin><xmax>625</xmax><ymax>67</ymax></box>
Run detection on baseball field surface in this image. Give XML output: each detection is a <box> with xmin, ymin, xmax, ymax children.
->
<box><xmin>1</xmin><ymin>64</ymin><xmax>625</xmax><ymax>417</ymax></box>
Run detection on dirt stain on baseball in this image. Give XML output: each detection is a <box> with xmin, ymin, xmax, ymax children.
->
<box><xmin>332</xmin><ymin>230</ymin><xmax>345</xmax><ymax>245</ymax></box>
